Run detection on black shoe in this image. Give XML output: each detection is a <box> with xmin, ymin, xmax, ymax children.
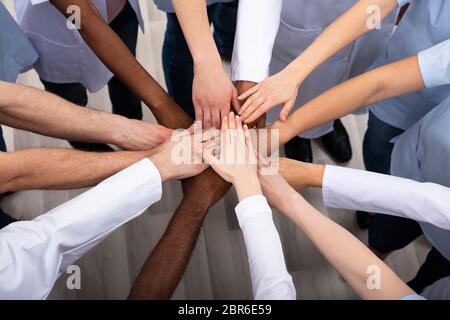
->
<box><xmin>321</xmin><ymin>119</ymin><xmax>352</xmax><ymax>163</ymax></box>
<box><xmin>356</xmin><ymin>211</ymin><xmax>376</xmax><ymax>230</ymax></box>
<box><xmin>284</xmin><ymin>136</ymin><xmax>313</xmax><ymax>163</ymax></box>
<box><xmin>69</xmin><ymin>141</ymin><xmax>114</xmax><ymax>152</ymax></box>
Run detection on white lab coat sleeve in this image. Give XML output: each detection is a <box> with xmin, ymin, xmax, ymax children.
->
<box><xmin>322</xmin><ymin>165</ymin><xmax>450</xmax><ymax>230</ymax></box>
<box><xmin>418</xmin><ymin>39</ymin><xmax>450</xmax><ymax>88</ymax></box>
<box><xmin>0</xmin><ymin>158</ymin><xmax>162</xmax><ymax>300</ymax></box>
<box><xmin>230</xmin><ymin>0</ymin><xmax>282</xmax><ymax>83</ymax></box>
<box><xmin>235</xmin><ymin>195</ymin><xmax>296</xmax><ymax>300</ymax></box>
<box><xmin>396</xmin><ymin>0</ymin><xmax>410</xmax><ymax>6</ymax></box>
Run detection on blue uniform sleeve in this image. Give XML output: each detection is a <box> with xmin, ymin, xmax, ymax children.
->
<box><xmin>418</xmin><ymin>39</ymin><xmax>450</xmax><ymax>88</ymax></box>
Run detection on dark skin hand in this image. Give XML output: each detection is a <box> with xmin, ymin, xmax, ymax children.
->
<box><xmin>49</xmin><ymin>0</ymin><xmax>231</xmax><ymax>299</ymax></box>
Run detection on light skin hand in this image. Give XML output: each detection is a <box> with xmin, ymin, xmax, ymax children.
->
<box><xmin>238</xmin><ymin>68</ymin><xmax>302</xmax><ymax>123</ymax></box>
<box><xmin>234</xmin><ymin>80</ymin><xmax>266</xmax><ymax>128</ymax></box>
<box><xmin>150</xmin><ymin>127</ymin><xmax>218</xmax><ymax>182</ymax></box>
<box><xmin>203</xmin><ymin>112</ymin><xmax>262</xmax><ymax>201</ymax></box>
<box><xmin>194</xmin><ymin>62</ymin><xmax>240</xmax><ymax>129</ymax></box>
<box><xmin>117</xmin><ymin>119</ymin><xmax>173</xmax><ymax>151</ymax></box>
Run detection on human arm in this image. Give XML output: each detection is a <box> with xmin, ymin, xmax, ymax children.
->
<box><xmin>171</xmin><ymin>0</ymin><xmax>239</xmax><ymax>128</ymax></box>
<box><xmin>271</xmin><ymin>55</ymin><xmax>424</xmax><ymax>145</ymax></box>
<box><xmin>279</xmin><ymin>157</ymin><xmax>450</xmax><ymax>232</ymax></box>
<box><xmin>238</xmin><ymin>0</ymin><xmax>402</xmax><ymax>123</ymax></box>
<box><xmin>259</xmin><ymin>171</ymin><xmax>416</xmax><ymax>300</ymax></box>
<box><xmin>0</xmin><ymin>81</ymin><xmax>172</xmax><ymax>151</ymax></box>
<box><xmin>202</xmin><ymin>114</ymin><xmax>295</xmax><ymax>300</ymax></box>
<box><xmin>272</xmin><ymin>38</ymin><xmax>450</xmax><ymax>144</ymax></box>
<box><xmin>0</xmin><ymin>128</ymin><xmax>214</xmax><ymax>300</ymax></box>
<box><xmin>48</xmin><ymin>0</ymin><xmax>191</xmax><ymax>127</ymax></box>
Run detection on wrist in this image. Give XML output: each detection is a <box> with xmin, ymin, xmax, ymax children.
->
<box><xmin>110</xmin><ymin>115</ymin><xmax>130</xmax><ymax>148</ymax></box>
<box><xmin>233</xmin><ymin>174</ymin><xmax>262</xmax><ymax>202</ymax></box>
<box><xmin>194</xmin><ymin>52</ymin><xmax>222</xmax><ymax>73</ymax></box>
<box><xmin>149</xmin><ymin>153</ymin><xmax>170</xmax><ymax>182</ymax></box>
<box><xmin>307</xmin><ymin>163</ymin><xmax>325</xmax><ymax>188</ymax></box>
<box><xmin>285</xmin><ymin>57</ymin><xmax>311</xmax><ymax>87</ymax></box>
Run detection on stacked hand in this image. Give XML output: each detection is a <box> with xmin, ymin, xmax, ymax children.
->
<box><xmin>202</xmin><ymin>112</ymin><xmax>262</xmax><ymax>201</ymax></box>
<box><xmin>118</xmin><ymin>119</ymin><xmax>173</xmax><ymax>151</ymax></box>
<box><xmin>237</xmin><ymin>69</ymin><xmax>302</xmax><ymax>124</ymax></box>
<box><xmin>193</xmin><ymin>61</ymin><xmax>240</xmax><ymax>129</ymax></box>
<box><xmin>150</xmin><ymin>125</ymin><xmax>219</xmax><ymax>181</ymax></box>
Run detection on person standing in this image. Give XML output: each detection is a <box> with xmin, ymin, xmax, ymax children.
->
<box><xmin>14</xmin><ymin>0</ymin><xmax>144</xmax><ymax>151</ymax></box>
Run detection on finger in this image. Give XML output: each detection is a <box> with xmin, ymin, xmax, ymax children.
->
<box><xmin>237</xmin><ymin>84</ymin><xmax>259</xmax><ymax>100</ymax></box>
<box><xmin>238</xmin><ymin>90</ymin><xmax>262</xmax><ymax>116</ymax></box>
<box><xmin>280</xmin><ymin>99</ymin><xmax>295</xmax><ymax>122</ymax></box>
<box><xmin>228</xmin><ymin>111</ymin><xmax>236</xmax><ymax>130</ymax></box>
<box><xmin>235</xmin><ymin>115</ymin><xmax>246</xmax><ymax>146</ymax></box>
<box><xmin>231</xmin><ymin>87</ymin><xmax>241</xmax><ymax>113</ymax></box>
<box><xmin>202</xmin><ymin>147</ymin><xmax>221</xmax><ymax>173</ymax></box>
<box><xmin>241</xmin><ymin>96</ymin><xmax>266</xmax><ymax>121</ymax></box>
<box><xmin>212</xmin><ymin>109</ymin><xmax>221</xmax><ymax>130</ymax></box>
<box><xmin>221</xmin><ymin>105</ymin><xmax>229</xmax><ymax>124</ymax></box>
<box><xmin>203</xmin><ymin>109</ymin><xmax>212</xmax><ymax>129</ymax></box>
<box><xmin>195</xmin><ymin>105</ymin><xmax>203</xmax><ymax>123</ymax></box>
<box><xmin>244</xmin><ymin>102</ymin><xmax>269</xmax><ymax>124</ymax></box>
<box><xmin>202</xmin><ymin>128</ymin><xmax>221</xmax><ymax>142</ymax></box>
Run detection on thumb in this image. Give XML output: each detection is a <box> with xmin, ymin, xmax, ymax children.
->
<box><xmin>280</xmin><ymin>99</ymin><xmax>295</xmax><ymax>122</ymax></box>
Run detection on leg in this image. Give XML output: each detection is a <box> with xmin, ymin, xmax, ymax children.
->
<box><xmin>40</xmin><ymin>79</ymin><xmax>113</xmax><ymax>151</ymax></box>
<box><xmin>368</xmin><ymin>214</ymin><xmax>423</xmax><ymax>260</ymax></box>
<box><xmin>363</xmin><ymin>111</ymin><xmax>404</xmax><ymax>175</ymax></box>
<box><xmin>108</xmin><ymin>2</ymin><xmax>142</xmax><ymax>120</ymax></box>
<box><xmin>162</xmin><ymin>13</ymin><xmax>196</xmax><ymax>119</ymax></box>
<box><xmin>357</xmin><ymin>111</ymin><xmax>404</xmax><ymax>228</ymax></box>
<box><xmin>210</xmin><ymin>0</ymin><xmax>238</xmax><ymax>59</ymax></box>
<box><xmin>408</xmin><ymin>248</ymin><xmax>450</xmax><ymax>294</ymax></box>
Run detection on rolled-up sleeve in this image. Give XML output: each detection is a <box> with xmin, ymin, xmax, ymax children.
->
<box><xmin>0</xmin><ymin>158</ymin><xmax>162</xmax><ymax>300</ymax></box>
<box><xmin>230</xmin><ymin>0</ymin><xmax>282</xmax><ymax>82</ymax></box>
<box><xmin>418</xmin><ymin>39</ymin><xmax>450</xmax><ymax>88</ymax></box>
<box><xmin>322</xmin><ymin>165</ymin><xmax>450</xmax><ymax>230</ymax></box>
<box><xmin>235</xmin><ymin>195</ymin><xmax>296</xmax><ymax>300</ymax></box>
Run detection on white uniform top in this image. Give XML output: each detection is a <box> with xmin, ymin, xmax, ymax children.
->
<box><xmin>235</xmin><ymin>195</ymin><xmax>296</xmax><ymax>300</ymax></box>
<box><xmin>231</xmin><ymin>0</ymin><xmax>397</xmax><ymax>138</ymax></box>
<box><xmin>0</xmin><ymin>159</ymin><xmax>162</xmax><ymax>300</ymax></box>
<box><xmin>14</xmin><ymin>0</ymin><xmax>144</xmax><ymax>92</ymax></box>
<box><xmin>322</xmin><ymin>165</ymin><xmax>450</xmax><ymax>231</ymax></box>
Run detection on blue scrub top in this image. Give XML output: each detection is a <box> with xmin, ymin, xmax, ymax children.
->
<box><xmin>0</xmin><ymin>2</ymin><xmax>38</xmax><ymax>82</ymax></box>
<box><xmin>369</xmin><ymin>0</ymin><xmax>450</xmax><ymax>130</ymax></box>
<box><xmin>391</xmin><ymin>95</ymin><xmax>450</xmax><ymax>262</ymax></box>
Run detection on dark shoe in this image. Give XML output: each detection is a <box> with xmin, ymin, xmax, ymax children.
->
<box><xmin>284</xmin><ymin>136</ymin><xmax>313</xmax><ymax>163</ymax></box>
<box><xmin>356</xmin><ymin>211</ymin><xmax>376</xmax><ymax>230</ymax></box>
<box><xmin>321</xmin><ymin>119</ymin><xmax>352</xmax><ymax>163</ymax></box>
<box><xmin>69</xmin><ymin>141</ymin><xmax>114</xmax><ymax>152</ymax></box>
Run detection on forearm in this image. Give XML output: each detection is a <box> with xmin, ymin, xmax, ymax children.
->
<box><xmin>0</xmin><ymin>148</ymin><xmax>154</xmax><ymax>193</ymax></box>
<box><xmin>172</xmin><ymin>0</ymin><xmax>221</xmax><ymax>67</ymax></box>
<box><xmin>129</xmin><ymin>169</ymin><xmax>231</xmax><ymax>299</ymax></box>
<box><xmin>279</xmin><ymin>158</ymin><xmax>324</xmax><ymax>190</ymax></box>
<box><xmin>281</xmin><ymin>193</ymin><xmax>415</xmax><ymax>300</ymax></box>
<box><xmin>285</xmin><ymin>0</ymin><xmax>399</xmax><ymax>84</ymax></box>
<box><xmin>273</xmin><ymin>56</ymin><xmax>424</xmax><ymax>145</ymax></box>
<box><xmin>49</xmin><ymin>0</ymin><xmax>189</xmax><ymax>127</ymax></box>
<box><xmin>128</xmin><ymin>199</ymin><xmax>207</xmax><ymax>300</ymax></box>
<box><xmin>0</xmin><ymin>81</ymin><xmax>130</xmax><ymax>147</ymax></box>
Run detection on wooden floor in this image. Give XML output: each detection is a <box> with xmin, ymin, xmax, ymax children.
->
<box><xmin>1</xmin><ymin>0</ymin><xmax>431</xmax><ymax>300</ymax></box>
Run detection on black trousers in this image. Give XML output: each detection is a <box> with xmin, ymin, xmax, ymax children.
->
<box><xmin>369</xmin><ymin>214</ymin><xmax>450</xmax><ymax>293</ymax></box>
